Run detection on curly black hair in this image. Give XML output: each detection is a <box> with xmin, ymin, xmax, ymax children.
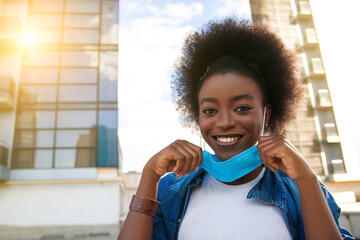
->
<box><xmin>171</xmin><ymin>17</ymin><xmax>303</xmax><ymax>134</ymax></box>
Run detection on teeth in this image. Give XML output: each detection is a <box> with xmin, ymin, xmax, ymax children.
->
<box><xmin>217</xmin><ymin>136</ymin><xmax>239</xmax><ymax>143</ymax></box>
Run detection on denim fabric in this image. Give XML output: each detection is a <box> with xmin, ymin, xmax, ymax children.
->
<box><xmin>153</xmin><ymin>167</ymin><xmax>354</xmax><ymax>240</ymax></box>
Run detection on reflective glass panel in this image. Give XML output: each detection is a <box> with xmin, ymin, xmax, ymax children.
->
<box><xmin>56</xmin><ymin>129</ymin><xmax>96</xmax><ymax>147</ymax></box>
<box><xmin>61</xmin><ymin>51</ymin><xmax>98</xmax><ymax>67</ymax></box>
<box><xmin>54</xmin><ymin>149</ymin><xmax>76</xmax><ymax>168</ymax></box>
<box><xmin>59</xmin><ymin>85</ymin><xmax>97</xmax><ymax>102</ymax></box>
<box><xmin>34</xmin><ymin>150</ymin><xmax>53</xmax><ymax>168</ymax></box>
<box><xmin>27</xmin><ymin>14</ymin><xmax>62</xmax><ymax>28</ymax></box>
<box><xmin>16</xmin><ymin>110</ymin><xmax>55</xmax><ymax>129</ymax></box>
<box><xmin>22</xmin><ymin>51</ymin><xmax>60</xmax><ymax>67</ymax></box>
<box><xmin>20</xmin><ymin>68</ymin><xmax>58</xmax><ymax>84</ymax></box>
<box><xmin>57</xmin><ymin>110</ymin><xmax>96</xmax><ymax>128</ymax></box>
<box><xmin>11</xmin><ymin>150</ymin><xmax>34</xmax><ymax>169</ymax></box>
<box><xmin>26</xmin><ymin>29</ymin><xmax>61</xmax><ymax>44</ymax></box>
<box><xmin>98</xmin><ymin>110</ymin><xmax>118</xmax><ymax>167</ymax></box>
<box><xmin>101</xmin><ymin>1</ymin><xmax>118</xmax><ymax>44</ymax></box>
<box><xmin>65</xmin><ymin>0</ymin><xmax>100</xmax><ymax>13</ymax></box>
<box><xmin>19</xmin><ymin>85</ymin><xmax>57</xmax><ymax>103</ymax></box>
<box><xmin>55</xmin><ymin>149</ymin><xmax>95</xmax><ymax>168</ymax></box>
<box><xmin>29</xmin><ymin>0</ymin><xmax>64</xmax><ymax>12</ymax></box>
<box><xmin>14</xmin><ymin>130</ymin><xmax>54</xmax><ymax>148</ymax></box>
<box><xmin>63</xmin><ymin>29</ymin><xmax>99</xmax><ymax>44</ymax></box>
<box><xmin>60</xmin><ymin>68</ymin><xmax>97</xmax><ymax>83</ymax></box>
<box><xmin>99</xmin><ymin>52</ymin><xmax>117</xmax><ymax>101</ymax></box>
<box><xmin>64</xmin><ymin>14</ymin><xmax>99</xmax><ymax>28</ymax></box>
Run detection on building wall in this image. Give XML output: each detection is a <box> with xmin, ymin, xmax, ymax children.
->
<box><xmin>0</xmin><ymin>182</ymin><xmax>120</xmax><ymax>226</ymax></box>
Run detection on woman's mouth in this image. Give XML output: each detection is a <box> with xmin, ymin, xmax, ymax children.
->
<box><xmin>214</xmin><ymin>135</ymin><xmax>242</xmax><ymax>146</ymax></box>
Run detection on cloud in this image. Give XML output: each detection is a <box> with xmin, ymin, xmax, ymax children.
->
<box><xmin>214</xmin><ymin>0</ymin><xmax>252</xmax><ymax>19</ymax></box>
<box><xmin>160</xmin><ymin>2</ymin><xmax>203</xmax><ymax>21</ymax></box>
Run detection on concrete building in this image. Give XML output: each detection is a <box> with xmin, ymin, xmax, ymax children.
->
<box><xmin>0</xmin><ymin>0</ymin><xmax>121</xmax><ymax>239</ymax></box>
<box><xmin>249</xmin><ymin>0</ymin><xmax>359</xmax><ymax>237</ymax></box>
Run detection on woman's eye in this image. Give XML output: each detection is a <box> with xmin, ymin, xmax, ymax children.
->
<box><xmin>203</xmin><ymin>108</ymin><xmax>217</xmax><ymax>114</ymax></box>
<box><xmin>235</xmin><ymin>106</ymin><xmax>252</xmax><ymax>112</ymax></box>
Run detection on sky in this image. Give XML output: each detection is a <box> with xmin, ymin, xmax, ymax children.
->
<box><xmin>118</xmin><ymin>0</ymin><xmax>252</xmax><ymax>172</ymax></box>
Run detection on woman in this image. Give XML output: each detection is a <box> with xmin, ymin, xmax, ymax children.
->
<box><xmin>118</xmin><ymin>18</ymin><xmax>354</xmax><ymax>240</ymax></box>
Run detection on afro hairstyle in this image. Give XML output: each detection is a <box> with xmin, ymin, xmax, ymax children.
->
<box><xmin>171</xmin><ymin>17</ymin><xmax>303</xmax><ymax>134</ymax></box>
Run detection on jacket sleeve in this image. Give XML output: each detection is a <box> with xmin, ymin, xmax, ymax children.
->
<box><xmin>320</xmin><ymin>182</ymin><xmax>355</xmax><ymax>240</ymax></box>
<box><xmin>152</xmin><ymin>175</ymin><xmax>171</xmax><ymax>240</ymax></box>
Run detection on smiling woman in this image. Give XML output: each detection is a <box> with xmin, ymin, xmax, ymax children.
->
<box><xmin>118</xmin><ymin>17</ymin><xmax>354</xmax><ymax>240</ymax></box>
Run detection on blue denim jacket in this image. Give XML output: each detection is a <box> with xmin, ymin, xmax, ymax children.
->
<box><xmin>153</xmin><ymin>167</ymin><xmax>354</xmax><ymax>240</ymax></box>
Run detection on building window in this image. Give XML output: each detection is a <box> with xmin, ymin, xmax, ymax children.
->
<box><xmin>61</xmin><ymin>51</ymin><xmax>98</xmax><ymax>67</ymax></box>
<box><xmin>21</xmin><ymin>69</ymin><xmax>58</xmax><ymax>84</ymax></box>
<box><xmin>65</xmin><ymin>0</ymin><xmax>100</xmax><ymax>13</ymax></box>
<box><xmin>59</xmin><ymin>85</ymin><xmax>97</xmax><ymax>102</ymax></box>
<box><xmin>29</xmin><ymin>0</ymin><xmax>64</xmax><ymax>13</ymax></box>
<box><xmin>56</xmin><ymin>130</ymin><xmax>96</xmax><ymax>148</ymax></box>
<box><xmin>19</xmin><ymin>85</ymin><xmax>57</xmax><ymax>103</ymax></box>
<box><xmin>64</xmin><ymin>14</ymin><xmax>99</xmax><ymax>28</ymax></box>
<box><xmin>63</xmin><ymin>29</ymin><xmax>99</xmax><ymax>44</ymax></box>
<box><xmin>28</xmin><ymin>14</ymin><xmax>62</xmax><ymax>28</ymax></box>
<box><xmin>99</xmin><ymin>51</ymin><xmax>117</xmax><ymax>102</ymax></box>
<box><xmin>60</xmin><ymin>68</ymin><xmax>97</xmax><ymax>83</ymax></box>
<box><xmin>11</xmin><ymin>0</ymin><xmax>118</xmax><ymax>170</ymax></box>
<box><xmin>57</xmin><ymin>110</ymin><xmax>96</xmax><ymax>128</ymax></box>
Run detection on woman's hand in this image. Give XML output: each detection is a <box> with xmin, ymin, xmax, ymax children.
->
<box><xmin>144</xmin><ymin>140</ymin><xmax>203</xmax><ymax>180</ymax></box>
<box><xmin>257</xmin><ymin>135</ymin><xmax>315</xmax><ymax>183</ymax></box>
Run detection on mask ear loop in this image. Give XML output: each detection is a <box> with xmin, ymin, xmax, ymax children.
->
<box><xmin>261</xmin><ymin>106</ymin><xmax>267</xmax><ymax>137</ymax></box>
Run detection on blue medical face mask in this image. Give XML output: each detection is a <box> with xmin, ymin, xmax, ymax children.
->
<box><xmin>201</xmin><ymin>146</ymin><xmax>262</xmax><ymax>182</ymax></box>
<box><xmin>200</xmin><ymin>107</ymin><xmax>267</xmax><ymax>182</ymax></box>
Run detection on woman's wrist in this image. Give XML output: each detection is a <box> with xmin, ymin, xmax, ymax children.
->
<box><xmin>143</xmin><ymin>163</ymin><xmax>162</xmax><ymax>184</ymax></box>
<box><xmin>295</xmin><ymin>170</ymin><xmax>317</xmax><ymax>187</ymax></box>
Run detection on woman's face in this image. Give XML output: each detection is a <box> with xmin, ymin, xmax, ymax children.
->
<box><xmin>198</xmin><ymin>73</ymin><xmax>270</xmax><ymax>161</ymax></box>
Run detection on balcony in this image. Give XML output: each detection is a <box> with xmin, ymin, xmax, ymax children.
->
<box><xmin>303</xmin><ymin>28</ymin><xmax>318</xmax><ymax>48</ymax></box>
<box><xmin>289</xmin><ymin>1</ymin><xmax>312</xmax><ymax>24</ymax></box>
<box><xmin>0</xmin><ymin>73</ymin><xmax>16</xmax><ymax>110</ymax></box>
<box><xmin>317</xmin><ymin>89</ymin><xmax>332</xmax><ymax>108</ymax></box>
<box><xmin>297</xmin><ymin>1</ymin><xmax>312</xmax><ymax>21</ymax></box>
<box><xmin>310</xmin><ymin>58</ymin><xmax>325</xmax><ymax>78</ymax></box>
<box><xmin>323</xmin><ymin>123</ymin><xmax>340</xmax><ymax>143</ymax></box>
<box><xmin>0</xmin><ymin>16</ymin><xmax>22</xmax><ymax>52</ymax></box>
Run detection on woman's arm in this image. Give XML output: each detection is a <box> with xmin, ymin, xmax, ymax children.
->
<box><xmin>258</xmin><ymin>135</ymin><xmax>342</xmax><ymax>240</ymax></box>
<box><xmin>118</xmin><ymin>140</ymin><xmax>202</xmax><ymax>240</ymax></box>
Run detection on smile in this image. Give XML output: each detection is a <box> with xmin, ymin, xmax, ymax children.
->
<box><xmin>216</xmin><ymin>136</ymin><xmax>240</xmax><ymax>143</ymax></box>
<box><xmin>214</xmin><ymin>135</ymin><xmax>242</xmax><ymax>146</ymax></box>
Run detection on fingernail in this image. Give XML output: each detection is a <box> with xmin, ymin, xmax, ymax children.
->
<box><xmin>195</xmin><ymin>166</ymin><xmax>199</xmax><ymax>172</ymax></box>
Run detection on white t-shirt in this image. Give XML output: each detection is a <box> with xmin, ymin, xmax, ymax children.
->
<box><xmin>178</xmin><ymin>168</ymin><xmax>292</xmax><ymax>240</ymax></box>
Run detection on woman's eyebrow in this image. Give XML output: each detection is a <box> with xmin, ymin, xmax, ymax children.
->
<box><xmin>200</xmin><ymin>97</ymin><xmax>217</xmax><ymax>105</ymax></box>
<box><xmin>200</xmin><ymin>94</ymin><xmax>255</xmax><ymax>105</ymax></box>
<box><xmin>231</xmin><ymin>94</ymin><xmax>255</xmax><ymax>102</ymax></box>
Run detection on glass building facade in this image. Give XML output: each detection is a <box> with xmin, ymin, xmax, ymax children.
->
<box><xmin>11</xmin><ymin>0</ymin><xmax>119</xmax><ymax>169</ymax></box>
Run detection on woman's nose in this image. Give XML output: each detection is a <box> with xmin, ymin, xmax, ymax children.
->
<box><xmin>216</xmin><ymin>111</ymin><xmax>236</xmax><ymax>129</ymax></box>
